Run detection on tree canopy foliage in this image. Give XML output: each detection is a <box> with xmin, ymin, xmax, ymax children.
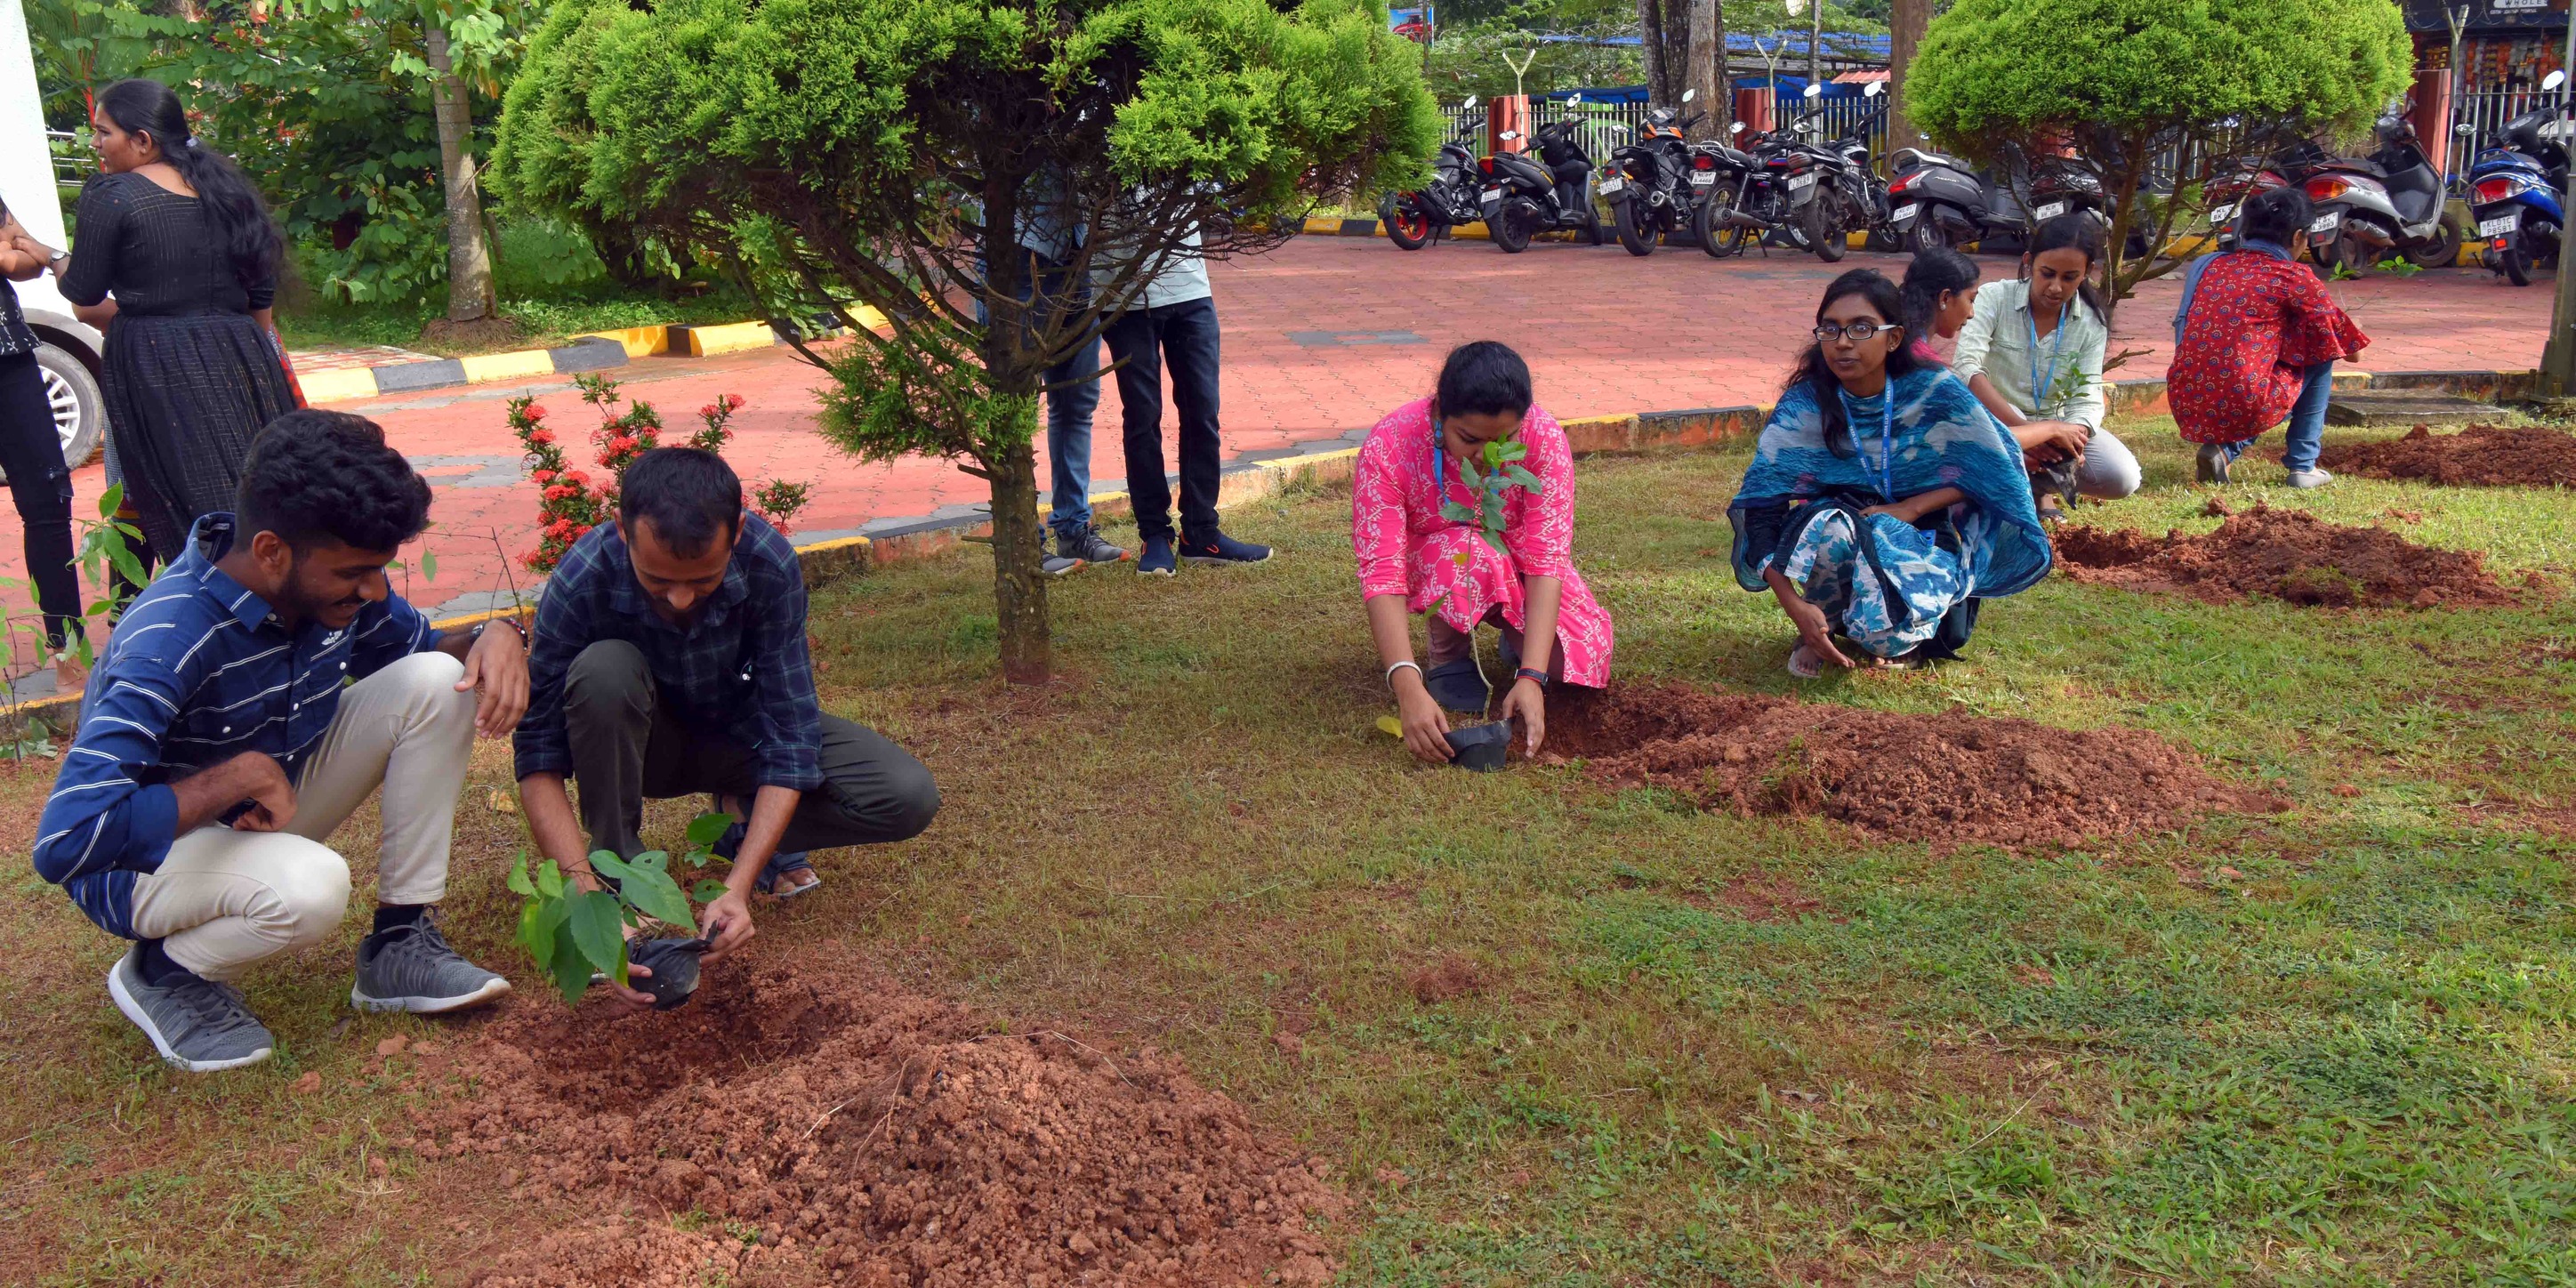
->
<box><xmin>1907</xmin><ymin>0</ymin><xmax>2411</xmax><ymax>313</ymax></box>
<box><xmin>494</xmin><ymin>0</ymin><xmax>1437</xmax><ymax>680</ymax></box>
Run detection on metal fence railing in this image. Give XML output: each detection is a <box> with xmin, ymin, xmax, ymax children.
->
<box><xmin>2449</xmin><ymin>86</ymin><xmax>2571</xmax><ymax>192</ymax></box>
<box><xmin>1436</xmin><ymin>96</ymin><xmax>1888</xmax><ymax>165</ymax></box>
<box><xmin>48</xmin><ymin>131</ymin><xmax>86</xmax><ymax>191</ymax></box>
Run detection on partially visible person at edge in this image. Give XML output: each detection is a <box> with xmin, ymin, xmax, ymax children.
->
<box><xmin>1008</xmin><ymin>167</ymin><xmax>1125</xmax><ymax>577</ymax></box>
<box><xmin>1897</xmin><ymin>246</ymin><xmax>1980</xmax><ymax>366</ymax></box>
<box><xmin>1728</xmin><ymin>270</ymin><xmax>2052</xmax><ymax>679</ymax></box>
<box><xmin>2169</xmin><ymin>187</ymin><xmax>2368</xmax><ymax>488</ymax></box>
<box><xmin>1355</xmin><ymin>341</ymin><xmax>1614</xmax><ymax>765</ymax></box>
<box><xmin>513</xmin><ymin>448</ymin><xmax>939</xmax><ymax>1008</ymax></box>
<box><xmin>1096</xmin><ymin>213</ymin><xmax>1271</xmax><ymax>575</ymax></box>
<box><xmin>33</xmin><ymin>411</ymin><xmax>532</xmax><ymax>1074</ymax></box>
<box><xmin>0</xmin><ymin>209</ymin><xmax>87</xmax><ymax>689</ymax></box>
<box><xmin>1952</xmin><ymin>213</ymin><xmax>2143</xmax><ymax>519</ymax></box>
<box><xmin>13</xmin><ymin>78</ymin><xmax>298</xmax><ymax>568</ymax></box>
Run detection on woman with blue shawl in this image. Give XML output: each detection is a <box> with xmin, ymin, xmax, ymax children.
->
<box><xmin>1729</xmin><ymin>270</ymin><xmax>2052</xmax><ymax>678</ymax></box>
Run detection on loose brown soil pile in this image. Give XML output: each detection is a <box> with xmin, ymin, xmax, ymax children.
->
<box><xmin>406</xmin><ymin>956</ymin><xmax>1342</xmax><ymax>1288</ymax></box>
<box><xmin>2052</xmin><ymin>503</ymin><xmax>2515</xmax><ymax>608</ymax></box>
<box><xmin>1550</xmin><ymin>684</ymin><xmax>2274</xmax><ymax>849</ymax></box>
<box><xmin>2318</xmin><ymin>423</ymin><xmax>2576</xmax><ymax>488</ymax></box>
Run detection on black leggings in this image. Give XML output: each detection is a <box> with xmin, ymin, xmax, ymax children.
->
<box><xmin>0</xmin><ymin>352</ymin><xmax>84</xmax><ymax>650</ymax></box>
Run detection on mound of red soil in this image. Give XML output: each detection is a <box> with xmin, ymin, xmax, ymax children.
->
<box><xmin>2052</xmin><ymin>503</ymin><xmax>2515</xmax><ymax>609</ymax></box>
<box><xmin>2319</xmin><ymin>423</ymin><xmax>2576</xmax><ymax>488</ymax></box>
<box><xmin>404</xmin><ymin>956</ymin><xmax>1342</xmax><ymax>1288</ymax></box>
<box><xmin>1550</xmin><ymin>684</ymin><xmax>2275</xmax><ymax>849</ymax></box>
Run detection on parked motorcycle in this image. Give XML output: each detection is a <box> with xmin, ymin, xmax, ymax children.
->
<box><xmin>1602</xmin><ymin>89</ymin><xmax>1710</xmax><ymax>256</ymax></box>
<box><xmin>1475</xmin><ymin>104</ymin><xmax>1605</xmax><ymax>253</ymax></box>
<box><xmin>2469</xmin><ymin>68</ymin><xmax>2569</xmax><ymax>286</ymax></box>
<box><xmin>2298</xmin><ymin>114</ymin><xmax>2459</xmax><ymax>276</ymax></box>
<box><xmin>1381</xmin><ymin>96</ymin><xmax>1488</xmax><ymax>250</ymax></box>
<box><xmin>1691</xmin><ymin>121</ymin><xmax>1775</xmax><ymax>258</ymax></box>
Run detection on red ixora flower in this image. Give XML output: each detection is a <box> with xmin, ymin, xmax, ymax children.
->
<box><xmin>699</xmin><ymin>404</ymin><xmax>719</xmax><ymax>417</ymax></box>
<box><xmin>531</xmin><ymin>469</ymin><xmax>556</xmax><ymax>484</ymax></box>
<box><xmin>523</xmin><ymin>405</ymin><xmax>549</xmax><ymax>423</ymax></box>
<box><xmin>527</xmin><ymin>428</ymin><xmax>555</xmax><ymax>447</ymax></box>
<box><xmin>724</xmin><ymin>394</ymin><xmax>745</xmax><ymax>411</ymax></box>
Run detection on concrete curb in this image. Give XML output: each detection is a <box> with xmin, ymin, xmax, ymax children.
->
<box><xmin>1</xmin><ymin>363</ymin><xmax>2539</xmax><ymax>737</ymax></box>
<box><xmin>298</xmin><ymin>306</ymin><xmax>897</xmax><ymax>406</ymax></box>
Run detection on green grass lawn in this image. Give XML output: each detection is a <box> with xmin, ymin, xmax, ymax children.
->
<box><xmin>6</xmin><ymin>415</ymin><xmax>2576</xmax><ymax>1284</ymax></box>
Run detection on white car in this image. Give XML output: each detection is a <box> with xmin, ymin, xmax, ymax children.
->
<box><xmin>3</xmin><ymin>0</ymin><xmax>109</xmax><ymax>478</ymax></box>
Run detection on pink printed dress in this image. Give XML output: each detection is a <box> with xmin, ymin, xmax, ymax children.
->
<box><xmin>1350</xmin><ymin>398</ymin><xmax>1614</xmax><ymax>688</ymax></box>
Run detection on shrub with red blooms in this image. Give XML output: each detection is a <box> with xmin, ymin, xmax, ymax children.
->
<box><xmin>511</xmin><ymin>380</ymin><xmax>805</xmax><ymax>572</ymax></box>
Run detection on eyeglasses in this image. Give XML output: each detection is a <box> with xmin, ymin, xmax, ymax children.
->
<box><xmin>1812</xmin><ymin>321</ymin><xmax>1896</xmax><ymax>343</ymax></box>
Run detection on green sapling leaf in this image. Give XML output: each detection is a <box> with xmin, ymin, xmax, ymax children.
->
<box><xmin>567</xmin><ymin>890</ymin><xmax>630</xmax><ymax>986</ymax></box>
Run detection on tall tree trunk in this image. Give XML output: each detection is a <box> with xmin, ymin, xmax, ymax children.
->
<box><xmin>986</xmin><ymin>431</ymin><xmax>1052</xmax><ymax>684</ymax></box>
<box><xmin>1637</xmin><ymin>0</ymin><xmax>1670</xmax><ymax>106</ymax></box>
<box><xmin>1685</xmin><ymin>0</ymin><xmax>1722</xmax><ymax>140</ymax></box>
<box><xmin>423</xmin><ymin>28</ymin><xmax>496</xmax><ymax>324</ymax></box>
<box><xmin>1887</xmin><ymin>0</ymin><xmax>1932</xmax><ymax>156</ymax></box>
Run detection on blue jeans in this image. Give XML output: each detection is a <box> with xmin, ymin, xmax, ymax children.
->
<box><xmin>1013</xmin><ymin>255</ymin><xmax>1104</xmax><ymax>541</ymax></box>
<box><xmin>2226</xmin><ymin>360</ymin><xmax>2332</xmax><ymax>472</ymax></box>
<box><xmin>1103</xmin><ymin>296</ymin><xmax>1223</xmax><ymax>543</ymax></box>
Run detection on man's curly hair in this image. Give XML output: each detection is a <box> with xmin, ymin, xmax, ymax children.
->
<box><xmin>235</xmin><ymin>409</ymin><xmax>432</xmax><ymax>551</ymax></box>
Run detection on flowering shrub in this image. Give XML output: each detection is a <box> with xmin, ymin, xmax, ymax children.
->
<box><xmin>510</xmin><ymin>375</ymin><xmax>809</xmax><ymax>572</ymax></box>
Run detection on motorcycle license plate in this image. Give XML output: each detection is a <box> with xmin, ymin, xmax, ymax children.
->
<box><xmin>2033</xmin><ymin>200</ymin><xmax>2068</xmax><ymax>220</ymax></box>
<box><xmin>2206</xmin><ymin>202</ymin><xmax>2233</xmax><ymax>225</ymax></box>
<box><xmin>2480</xmin><ymin>213</ymin><xmax>2519</xmax><ymax>237</ymax></box>
<box><xmin>1480</xmin><ymin>186</ymin><xmax>1503</xmax><ymax>206</ymax></box>
<box><xmin>1891</xmin><ymin>202</ymin><xmax>1920</xmax><ymax>223</ymax></box>
<box><xmin>1598</xmin><ymin>176</ymin><xmax>1625</xmax><ymax>195</ymax></box>
<box><xmin>1690</xmin><ymin>171</ymin><xmax>1716</xmax><ymax>186</ymax></box>
<box><xmin>1788</xmin><ymin>172</ymin><xmax>1816</xmax><ymax>191</ymax></box>
<box><xmin>2307</xmin><ymin>212</ymin><xmax>2340</xmax><ymax>234</ymax></box>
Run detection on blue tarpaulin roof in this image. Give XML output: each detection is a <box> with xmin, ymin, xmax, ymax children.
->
<box><xmin>1527</xmin><ymin>29</ymin><xmax>1891</xmax><ymax>60</ymax></box>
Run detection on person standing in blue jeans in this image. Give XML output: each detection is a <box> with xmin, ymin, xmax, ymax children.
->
<box><xmin>1099</xmin><ymin>228</ymin><xmax>1271</xmax><ymax>575</ymax></box>
<box><xmin>1003</xmin><ymin>172</ymin><xmax>1125</xmax><ymax>576</ymax></box>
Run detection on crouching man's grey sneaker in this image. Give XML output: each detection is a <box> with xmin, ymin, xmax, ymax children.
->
<box><xmin>351</xmin><ymin>918</ymin><xmax>511</xmax><ymax>1014</ymax></box>
<box><xmin>108</xmin><ymin>946</ymin><xmax>275</xmax><ymax>1073</ymax></box>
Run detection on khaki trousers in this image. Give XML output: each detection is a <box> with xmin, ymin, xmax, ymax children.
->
<box><xmin>126</xmin><ymin>652</ymin><xmax>476</xmax><ymax>980</ymax></box>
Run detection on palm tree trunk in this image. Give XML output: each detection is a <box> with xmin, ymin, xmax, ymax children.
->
<box><xmin>423</xmin><ymin>27</ymin><xmax>496</xmax><ymax>324</ymax></box>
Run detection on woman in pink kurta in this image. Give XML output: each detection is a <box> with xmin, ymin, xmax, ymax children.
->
<box><xmin>1353</xmin><ymin>342</ymin><xmax>1614</xmax><ymax>764</ymax></box>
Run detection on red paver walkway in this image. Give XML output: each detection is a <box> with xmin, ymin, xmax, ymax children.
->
<box><xmin>2</xmin><ymin>238</ymin><xmax>2555</xmax><ymax>664</ymax></box>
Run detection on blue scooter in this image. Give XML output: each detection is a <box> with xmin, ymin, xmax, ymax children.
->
<box><xmin>2468</xmin><ymin>69</ymin><xmax>2569</xmax><ymax>287</ymax></box>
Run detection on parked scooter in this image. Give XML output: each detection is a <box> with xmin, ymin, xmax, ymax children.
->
<box><xmin>2469</xmin><ymin>68</ymin><xmax>2570</xmax><ymax>287</ymax></box>
<box><xmin>1475</xmin><ymin>103</ymin><xmax>1605</xmax><ymax>253</ymax></box>
<box><xmin>1381</xmin><ymin>96</ymin><xmax>1489</xmax><ymax>250</ymax></box>
<box><xmin>2299</xmin><ymin>114</ymin><xmax>2459</xmax><ymax>276</ymax></box>
<box><xmin>1602</xmin><ymin>89</ymin><xmax>1708</xmax><ymax>256</ymax></box>
<box><xmin>1887</xmin><ymin>145</ymin><xmax>2025</xmax><ymax>253</ymax></box>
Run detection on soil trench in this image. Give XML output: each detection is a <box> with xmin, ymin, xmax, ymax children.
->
<box><xmin>2050</xmin><ymin>503</ymin><xmax>2516</xmax><ymax>609</ymax></box>
<box><xmin>405</xmin><ymin>955</ymin><xmax>1343</xmax><ymax>1288</ymax></box>
<box><xmin>1549</xmin><ymin>683</ymin><xmax>2276</xmax><ymax>849</ymax></box>
<box><xmin>2318</xmin><ymin>423</ymin><xmax>2576</xmax><ymax>488</ymax></box>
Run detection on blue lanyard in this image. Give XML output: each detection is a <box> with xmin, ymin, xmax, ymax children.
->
<box><xmin>1837</xmin><ymin>388</ymin><xmax>1895</xmax><ymax>501</ymax></box>
<box><xmin>2026</xmin><ymin>297</ymin><xmax>2069</xmax><ymax>407</ymax></box>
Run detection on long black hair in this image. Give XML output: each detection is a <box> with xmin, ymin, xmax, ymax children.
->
<box><xmin>1784</xmin><ymin>269</ymin><xmax>1923</xmax><ymax>459</ymax></box>
<box><xmin>1897</xmin><ymin>247</ymin><xmax>1978</xmax><ymax>351</ymax></box>
<box><xmin>96</xmin><ymin>78</ymin><xmax>281</xmax><ymax>292</ymax></box>
<box><xmin>1430</xmin><ymin>340</ymin><xmax>1532</xmax><ymax>422</ymax></box>
<box><xmin>2025</xmin><ymin>213</ymin><xmax>2106</xmax><ymax>322</ymax></box>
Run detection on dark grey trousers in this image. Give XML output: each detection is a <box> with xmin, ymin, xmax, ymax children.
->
<box><xmin>562</xmin><ymin>640</ymin><xmax>939</xmax><ymax>862</ymax></box>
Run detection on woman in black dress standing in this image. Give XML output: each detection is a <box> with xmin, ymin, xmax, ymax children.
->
<box><xmin>25</xmin><ymin>78</ymin><xmax>294</xmax><ymax>560</ymax></box>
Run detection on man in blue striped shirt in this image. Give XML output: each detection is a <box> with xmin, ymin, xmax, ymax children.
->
<box><xmin>33</xmin><ymin>410</ymin><xmax>532</xmax><ymax>1072</ymax></box>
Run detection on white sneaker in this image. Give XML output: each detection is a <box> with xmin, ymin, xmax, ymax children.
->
<box><xmin>2285</xmin><ymin>467</ymin><xmax>2334</xmax><ymax>489</ymax></box>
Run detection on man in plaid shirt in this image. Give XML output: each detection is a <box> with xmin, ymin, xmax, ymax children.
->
<box><xmin>513</xmin><ymin>448</ymin><xmax>938</xmax><ymax>997</ymax></box>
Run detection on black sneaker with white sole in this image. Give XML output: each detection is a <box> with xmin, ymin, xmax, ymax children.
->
<box><xmin>1179</xmin><ymin>530</ymin><xmax>1273</xmax><ymax>565</ymax></box>
<box><xmin>1059</xmin><ymin>525</ymin><xmax>1128</xmax><ymax>566</ymax></box>
<box><xmin>108</xmin><ymin>946</ymin><xmax>275</xmax><ymax>1073</ymax></box>
<box><xmin>350</xmin><ymin>918</ymin><xmax>512</xmax><ymax>1014</ymax></box>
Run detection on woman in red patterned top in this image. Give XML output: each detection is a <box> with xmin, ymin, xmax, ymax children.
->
<box><xmin>2168</xmin><ymin>187</ymin><xmax>2368</xmax><ymax>488</ymax></box>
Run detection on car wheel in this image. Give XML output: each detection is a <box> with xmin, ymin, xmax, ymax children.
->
<box><xmin>14</xmin><ymin>346</ymin><xmax>106</xmax><ymax>485</ymax></box>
